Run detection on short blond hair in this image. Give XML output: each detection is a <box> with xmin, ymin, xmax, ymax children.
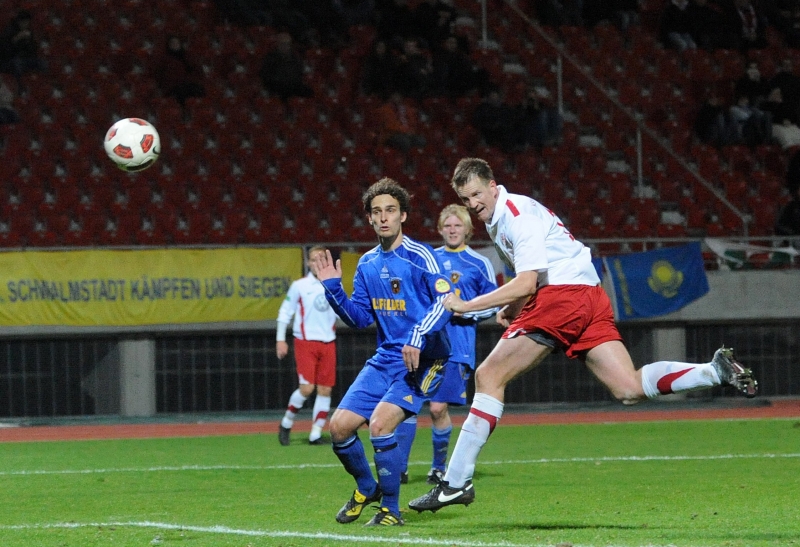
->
<box><xmin>437</xmin><ymin>204</ymin><xmax>473</xmax><ymax>242</ymax></box>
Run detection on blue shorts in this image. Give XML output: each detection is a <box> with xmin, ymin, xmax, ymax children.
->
<box><xmin>338</xmin><ymin>353</ymin><xmax>446</xmax><ymax>420</ymax></box>
<box><xmin>430</xmin><ymin>360</ymin><xmax>471</xmax><ymax>405</ymax></box>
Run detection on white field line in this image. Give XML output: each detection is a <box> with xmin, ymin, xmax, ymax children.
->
<box><xmin>0</xmin><ymin>520</ymin><xmax>678</xmax><ymax>547</ymax></box>
<box><xmin>1</xmin><ymin>452</ymin><xmax>799</xmax><ymax>477</ymax></box>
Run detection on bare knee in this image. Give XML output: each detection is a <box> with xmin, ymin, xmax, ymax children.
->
<box><xmin>474</xmin><ymin>363</ymin><xmax>505</xmax><ymax>393</ymax></box>
<box><xmin>328</xmin><ymin>411</ymin><xmax>357</xmax><ymax>442</ymax></box>
<box><xmin>429</xmin><ymin>402</ymin><xmax>448</xmax><ymax>423</ymax></box>
<box><xmin>368</xmin><ymin>415</ymin><xmax>395</xmax><ymax>437</ymax></box>
<box><xmin>298</xmin><ymin>384</ymin><xmax>315</xmax><ymax>398</ymax></box>
<box><xmin>316</xmin><ymin>385</ymin><xmax>332</xmax><ymax>397</ymax></box>
<box><xmin>606</xmin><ymin>380</ymin><xmax>647</xmax><ymax>405</ymax></box>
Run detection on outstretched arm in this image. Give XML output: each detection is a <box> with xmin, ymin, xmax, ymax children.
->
<box><xmin>444</xmin><ymin>270</ymin><xmax>539</xmax><ymax>314</ymax></box>
<box><xmin>318</xmin><ymin>250</ymin><xmax>374</xmax><ymax>328</ymax></box>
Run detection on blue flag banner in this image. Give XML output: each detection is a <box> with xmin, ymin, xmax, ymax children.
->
<box><xmin>591</xmin><ymin>257</ymin><xmax>604</xmax><ymax>281</ymax></box>
<box><xmin>602</xmin><ymin>242</ymin><xmax>709</xmax><ymax>320</ymax></box>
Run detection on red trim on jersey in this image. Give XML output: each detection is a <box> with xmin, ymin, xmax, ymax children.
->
<box><xmin>505</xmin><ymin>200</ymin><xmax>520</xmax><ymax>217</ymax></box>
<box><xmin>657</xmin><ymin>368</ymin><xmax>693</xmax><ymax>395</ymax></box>
<box><xmin>470</xmin><ymin>408</ymin><xmax>499</xmax><ymax>433</ymax></box>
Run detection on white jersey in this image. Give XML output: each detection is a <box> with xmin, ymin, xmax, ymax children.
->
<box><xmin>276</xmin><ymin>272</ymin><xmax>337</xmax><ymax>342</ymax></box>
<box><xmin>486</xmin><ymin>185</ymin><xmax>600</xmax><ymax>287</ymax></box>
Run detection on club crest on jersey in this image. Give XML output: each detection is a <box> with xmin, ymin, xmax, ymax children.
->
<box><xmin>435</xmin><ymin>279</ymin><xmax>452</xmax><ymax>293</ymax></box>
<box><xmin>391</xmin><ymin>278</ymin><xmax>401</xmax><ymax>294</ymax></box>
<box><xmin>450</xmin><ymin>271</ymin><xmax>461</xmax><ymax>284</ymax></box>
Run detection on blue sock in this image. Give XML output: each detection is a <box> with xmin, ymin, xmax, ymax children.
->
<box><xmin>431</xmin><ymin>425</ymin><xmax>452</xmax><ymax>471</ymax></box>
<box><xmin>332</xmin><ymin>435</ymin><xmax>377</xmax><ymax>496</ymax></box>
<box><xmin>394</xmin><ymin>416</ymin><xmax>417</xmax><ymax>473</ymax></box>
<box><xmin>371</xmin><ymin>433</ymin><xmax>402</xmax><ymax>515</ymax></box>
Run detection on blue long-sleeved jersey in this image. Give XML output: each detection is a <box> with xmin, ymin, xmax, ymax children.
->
<box><xmin>436</xmin><ymin>245</ymin><xmax>498</xmax><ymax>369</ymax></box>
<box><xmin>322</xmin><ymin>237</ymin><xmax>453</xmax><ymax>362</ymax></box>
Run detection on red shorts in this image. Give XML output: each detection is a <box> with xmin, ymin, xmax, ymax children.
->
<box><xmin>502</xmin><ymin>284</ymin><xmax>622</xmax><ymax>359</ymax></box>
<box><xmin>294</xmin><ymin>339</ymin><xmax>337</xmax><ymax>388</ymax></box>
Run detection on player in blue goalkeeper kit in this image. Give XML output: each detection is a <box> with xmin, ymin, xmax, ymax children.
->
<box><xmin>397</xmin><ymin>204</ymin><xmax>498</xmax><ymax>485</ymax></box>
<box><xmin>316</xmin><ymin>177</ymin><xmax>453</xmax><ymax>527</ymax></box>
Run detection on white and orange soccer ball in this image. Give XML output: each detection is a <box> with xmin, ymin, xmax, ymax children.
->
<box><xmin>103</xmin><ymin>117</ymin><xmax>161</xmax><ymax>172</ymax></box>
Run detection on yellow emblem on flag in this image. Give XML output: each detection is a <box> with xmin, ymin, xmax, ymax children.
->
<box><xmin>647</xmin><ymin>260</ymin><xmax>684</xmax><ymax>298</ymax></box>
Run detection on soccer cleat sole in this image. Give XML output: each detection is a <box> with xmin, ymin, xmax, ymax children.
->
<box><xmin>712</xmin><ymin>346</ymin><xmax>759</xmax><ymax>398</ymax></box>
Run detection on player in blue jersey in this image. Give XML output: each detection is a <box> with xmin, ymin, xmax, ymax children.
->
<box><xmin>316</xmin><ymin>177</ymin><xmax>454</xmax><ymax>527</ymax></box>
<box><xmin>397</xmin><ymin>204</ymin><xmax>498</xmax><ymax>485</ymax></box>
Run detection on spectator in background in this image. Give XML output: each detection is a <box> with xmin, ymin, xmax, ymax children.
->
<box><xmin>259</xmin><ymin>32</ymin><xmax>313</xmax><ymax>102</ymax></box>
<box><xmin>760</xmin><ymin>86</ymin><xmax>800</xmax><ymax>149</ymax></box>
<box><xmin>518</xmin><ymin>85</ymin><xmax>562</xmax><ymax>149</ymax></box>
<box><xmin>611</xmin><ymin>0</ymin><xmax>641</xmax><ymax>32</ymax></box>
<box><xmin>779</xmin><ymin>2</ymin><xmax>800</xmax><ymax>49</ymax></box>
<box><xmin>374</xmin><ymin>91</ymin><xmax>427</xmax><ymax>152</ymax></box>
<box><xmin>395</xmin><ymin>36</ymin><xmax>433</xmax><ymax>99</ymax></box>
<box><xmin>659</xmin><ymin>0</ymin><xmax>698</xmax><ymax>51</ymax></box>
<box><xmin>729</xmin><ymin>91</ymin><xmax>772</xmax><ymax>146</ymax></box>
<box><xmin>734</xmin><ymin>61</ymin><xmax>770</xmax><ymax>108</ymax></box>
<box><xmin>583</xmin><ymin>0</ymin><xmax>639</xmax><ymax>30</ymax></box>
<box><xmin>689</xmin><ymin>0</ymin><xmax>725</xmax><ymax>50</ymax></box>
<box><xmin>153</xmin><ymin>36</ymin><xmax>206</xmax><ymax>109</ymax></box>
<box><xmin>0</xmin><ymin>10</ymin><xmax>46</xmax><ymax>89</ymax></box>
<box><xmin>431</xmin><ymin>35</ymin><xmax>487</xmax><ymax>99</ymax></box>
<box><xmin>694</xmin><ymin>93</ymin><xmax>737</xmax><ymax>146</ymax></box>
<box><xmin>722</xmin><ymin>0</ymin><xmax>768</xmax><ymax>52</ymax></box>
<box><xmin>298</xmin><ymin>1</ymin><xmax>349</xmax><ymax>48</ymax></box>
<box><xmin>775</xmin><ymin>182</ymin><xmax>800</xmax><ymax>237</ymax></box>
<box><xmin>0</xmin><ymin>76</ymin><xmax>19</xmax><ymax>125</ymax></box>
<box><xmin>768</xmin><ymin>58</ymin><xmax>800</xmax><ymax>119</ymax></box>
<box><xmin>375</xmin><ymin>0</ymin><xmax>416</xmax><ymax>43</ymax></box>
<box><xmin>361</xmin><ymin>39</ymin><xmax>397</xmax><ymax>99</ymax></box>
<box><xmin>472</xmin><ymin>88</ymin><xmax>519</xmax><ymax>152</ymax></box>
<box><xmin>414</xmin><ymin>0</ymin><xmax>457</xmax><ymax>51</ymax></box>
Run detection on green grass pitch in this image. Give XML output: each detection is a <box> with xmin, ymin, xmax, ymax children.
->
<box><xmin>1</xmin><ymin>418</ymin><xmax>798</xmax><ymax>547</ymax></box>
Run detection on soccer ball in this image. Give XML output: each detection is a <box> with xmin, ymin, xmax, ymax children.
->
<box><xmin>103</xmin><ymin>118</ymin><xmax>161</xmax><ymax>172</ymax></box>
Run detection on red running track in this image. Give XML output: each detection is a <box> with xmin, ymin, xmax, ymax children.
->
<box><xmin>1</xmin><ymin>399</ymin><xmax>798</xmax><ymax>443</ymax></box>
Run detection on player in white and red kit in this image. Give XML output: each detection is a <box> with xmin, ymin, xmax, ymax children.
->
<box><xmin>276</xmin><ymin>245</ymin><xmax>338</xmax><ymax>446</ymax></box>
<box><xmin>409</xmin><ymin>157</ymin><xmax>758</xmax><ymax>512</ymax></box>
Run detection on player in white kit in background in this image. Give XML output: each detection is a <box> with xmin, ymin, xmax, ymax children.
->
<box><xmin>276</xmin><ymin>245</ymin><xmax>339</xmax><ymax>446</ymax></box>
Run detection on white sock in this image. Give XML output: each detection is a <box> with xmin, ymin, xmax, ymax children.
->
<box><xmin>641</xmin><ymin>360</ymin><xmax>720</xmax><ymax>399</ymax></box>
<box><xmin>309</xmin><ymin>395</ymin><xmax>331</xmax><ymax>441</ymax></box>
<box><xmin>444</xmin><ymin>393</ymin><xmax>504</xmax><ymax>488</ymax></box>
<box><xmin>281</xmin><ymin>389</ymin><xmax>307</xmax><ymax>429</ymax></box>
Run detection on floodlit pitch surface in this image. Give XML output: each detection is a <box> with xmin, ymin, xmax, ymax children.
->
<box><xmin>1</xmin><ymin>414</ymin><xmax>798</xmax><ymax>547</ymax></box>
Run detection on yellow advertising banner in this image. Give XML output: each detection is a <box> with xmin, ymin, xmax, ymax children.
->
<box><xmin>339</xmin><ymin>250</ymin><xmax>362</xmax><ymax>297</ymax></box>
<box><xmin>0</xmin><ymin>248</ymin><xmax>302</xmax><ymax>327</ymax></box>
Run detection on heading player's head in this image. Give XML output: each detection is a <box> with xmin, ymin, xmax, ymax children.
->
<box><xmin>307</xmin><ymin>245</ymin><xmax>328</xmax><ymax>278</ymax></box>
<box><xmin>451</xmin><ymin>158</ymin><xmax>499</xmax><ymax>224</ymax></box>
<box><xmin>438</xmin><ymin>204</ymin><xmax>473</xmax><ymax>249</ymax></box>
<box><xmin>363</xmin><ymin>177</ymin><xmax>410</xmax><ymax>247</ymax></box>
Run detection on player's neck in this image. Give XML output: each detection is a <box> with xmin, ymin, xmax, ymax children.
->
<box><xmin>379</xmin><ymin>232</ymin><xmax>403</xmax><ymax>252</ymax></box>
